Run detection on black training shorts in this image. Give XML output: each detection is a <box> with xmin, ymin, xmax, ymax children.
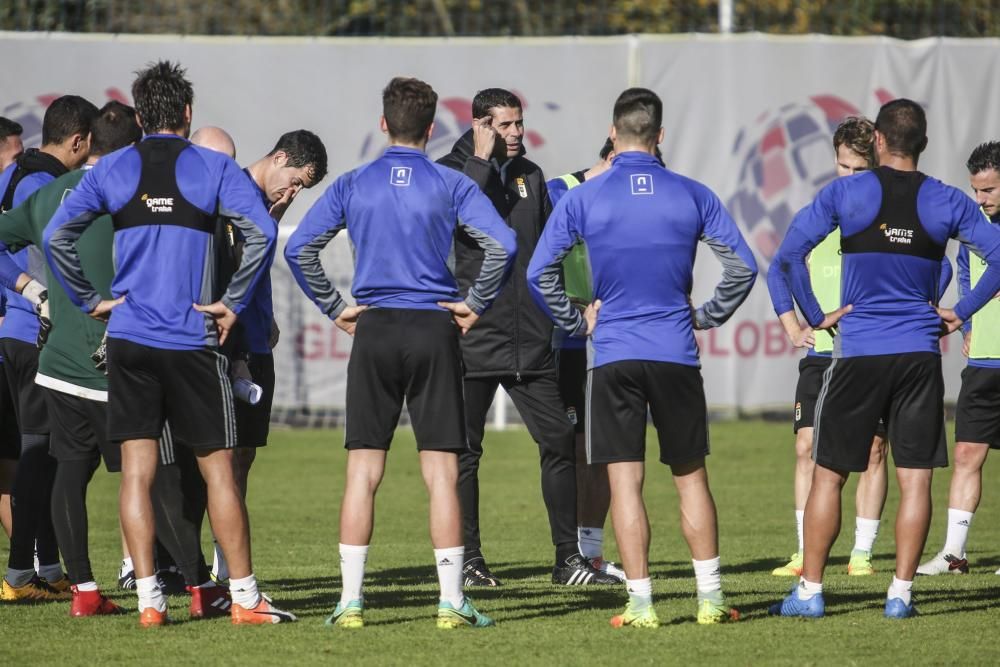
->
<box><xmin>794</xmin><ymin>354</ymin><xmax>886</xmax><ymax>438</ymax></box>
<box><xmin>813</xmin><ymin>352</ymin><xmax>947</xmax><ymax>471</ymax></box>
<box><xmin>44</xmin><ymin>388</ymin><xmax>121</xmax><ymax>472</ymax></box>
<box><xmin>107</xmin><ymin>338</ymin><xmax>236</xmax><ymax>451</ymax></box>
<box><xmin>345</xmin><ymin>308</ymin><xmax>467</xmax><ymax>452</ymax></box>
<box><xmin>587</xmin><ymin>360</ymin><xmax>708</xmax><ymax>466</ymax></box>
<box><xmin>955</xmin><ymin>365</ymin><xmax>1000</xmax><ymax>449</ymax></box>
<box><xmin>1</xmin><ymin>338</ymin><xmax>48</xmax><ymax>435</ymax></box>
<box><xmin>234</xmin><ymin>352</ymin><xmax>275</xmax><ymax>448</ymax></box>
<box><xmin>0</xmin><ymin>362</ymin><xmax>20</xmax><ymax>460</ymax></box>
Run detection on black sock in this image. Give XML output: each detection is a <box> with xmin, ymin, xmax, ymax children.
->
<box><xmin>8</xmin><ymin>434</ymin><xmax>58</xmax><ymax>571</ymax></box>
<box><xmin>464</xmin><ymin>548</ymin><xmax>484</xmax><ymax>565</ymax></box>
<box><xmin>50</xmin><ymin>457</ymin><xmax>99</xmax><ymax>584</ymax></box>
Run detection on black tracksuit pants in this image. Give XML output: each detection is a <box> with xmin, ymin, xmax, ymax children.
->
<box><xmin>459</xmin><ymin>374</ymin><xmax>577</xmax><ymax>558</ymax></box>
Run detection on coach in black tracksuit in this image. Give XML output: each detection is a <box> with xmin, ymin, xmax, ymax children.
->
<box><xmin>438</xmin><ymin>88</ymin><xmax>616</xmax><ymax>587</ymax></box>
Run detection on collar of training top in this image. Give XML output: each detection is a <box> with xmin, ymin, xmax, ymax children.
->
<box><xmin>612</xmin><ymin>151</ymin><xmax>662</xmax><ymax>165</ymax></box>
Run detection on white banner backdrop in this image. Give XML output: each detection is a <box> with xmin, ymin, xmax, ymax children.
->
<box><xmin>1</xmin><ymin>32</ymin><xmax>996</xmax><ymax>413</ymax></box>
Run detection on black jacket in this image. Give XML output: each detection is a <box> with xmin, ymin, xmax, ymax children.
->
<box><xmin>438</xmin><ymin>129</ymin><xmax>554</xmax><ymax>378</ymax></box>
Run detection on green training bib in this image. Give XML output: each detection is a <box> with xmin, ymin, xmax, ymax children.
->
<box><xmin>969</xmin><ymin>242</ymin><xmax>1000</xmax><ymax>358</ymax></box>
<box><xmin>809</xmin><ymin>228</ymin><xmax>842</xmax><ymax>354</ymax></box>
<box><xmin>557</xmin><ymin>174</ymin><xmax>593</xmax><ymax>304</ymax></box>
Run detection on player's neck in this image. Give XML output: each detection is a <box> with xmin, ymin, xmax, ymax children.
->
<box><xmin>388</xmin><ymin>139</ymin><xmax>426</xmax><ymax>152</ymax></box>
<box><xmin>246</xmin><ymin>160</ymin><xmax>268</xmax><ymax>191</ymax></box>
<box><xmin>877</xmin><ymin>153</ymin><xmax>917</xmax><ymax>172</ymax></box>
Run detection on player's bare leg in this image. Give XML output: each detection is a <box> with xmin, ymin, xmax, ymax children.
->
<box><xmin>672</xmin><ymin>458</ymin><xmax>738</xmax><ymax>623</ymax></box>
<box><xmin>607</xmin><ymin>460</ymin><xmax>657</xmax><ymax>627</ymax></box>
<box><xmin>119</xmin><ymin>438</ymin><xmax>165</xmax><ymax>619</ymax></box>
<box><xmin>801</xmin><ymin>464</ymin><xmax>849</xmax><ymax>584</ymax></box>
<box><xmin>849</xmin><ymin>436</ymin><xmax>888</xmax><ymax>575</ymax></box>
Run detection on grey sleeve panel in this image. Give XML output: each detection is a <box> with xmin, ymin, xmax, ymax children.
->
<box><xmin>536</xmin><ymin>242</ymin><xmax>587</xmax><ymax>336</ymax></box>
<box><xmin>696</xmin><ymin>233</ymin><xmax>757</xmax><ymax>328</ymax></box>
<box><xmin>47</xmin><ymin>210</ymin><xmax>102</xmax><ymax>310</ymax></box>
<box><xmin>298</xmin><ymin>220</ymin><xmax>348</xmax><ymax>319</ymax></box>
<box><xmin>220</xmin><ymin>207</ymin><xmax>275</xmax><ymax>313</ymax></box>
<box><xmin>457</xmin><ymin>219</ymin><xmax>510</xmax><ymax>315</ymax></box>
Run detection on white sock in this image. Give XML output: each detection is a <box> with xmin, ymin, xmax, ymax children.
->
<box><xmin>944</xmin><ymin>508</ymin><xmax>974</xmax><ymax>556</ymax></box>
<box><xmin>578</xmin><ymin>527</ymin><xmax>603</xmax><ymax>560</ymax></box>
<box><xmin>339</xmin><ymin>543</ymin><xmax>369</xmax><ymax>605</ymax></box>
<box><xmin>626</xmin><ymin>577</ymin><xmax>653</xmax><ymax>610</ymax></box>
<box><xmin>692</xmin><ymin>556</ymin><xmax>722</xmax><ymax>597</ymax></box>
<box><xmin>76</xmin><ymin>581</ymin><xmax>99</xmax><ymax>592</ymax></box>
<box><xmin>37</xmin><ymin>563</ymin><xmax>63</xmax><ymax>582</ymax></box>
<box><xmin>434</xmin><ymin>546</ymin><xmax>465</xmax><ymax>608</ymax></box>
<box><xmin>796</xmin><ymin>577</ymin><xmax>822</xmax><ymax>600</ymax></box>
<box><xmin>136</xmin><ymin>575</ymin><xmax>166</xmax><ymax>612</ymax></box>
<box><xmin>230</xmin><ymin>573</ymin><xmax>261</xmax><ymax>609</ymax></box>
<box><xmin>212</xmin><ymin>539</ymin><xmax>229</xmax><ymax>581</ymax></box>
<box><xmin>795</xmin><ymin>510</ymin><xmax>805</xmax><ymax>553</ymax></box>
<box><xmin>120</xmin><ymin>557</ymin><xmax>134</xmax><ymax>577</ymax></box>
<box><xmin>5</xmin><ymin>568</ymin><xmax>35</xmax><ymax>587</ymax></box>
<box><xmin>853</xmin><ymin>517</ymin><xmax>880</xmax><ymax>554</ymax></box>
<box><xmin>887</xmin><ymin>576</ymin><xmax>912</xmax><ymax>605</ymax></box>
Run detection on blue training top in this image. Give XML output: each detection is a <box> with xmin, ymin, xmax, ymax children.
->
<box><xmin>0</xmin><ymin>164</ymin><xmax>57</xmax><ymax>344</ymax></box>
<box><xmin>768</xmin><ymin>237</ymin><xmax>954</xmax><ymax>358</ymax></box>
<box><xmin>285</xmin><ymin>145</ymin><xmax>516</xmax><ymax>318</ymax></box>
<box><xmin>527</xmin><ymin>151</ymin><xmax>758</xmax><ymax>369</ymax></box>
<box><xmin>775</xmin><ymin>166</ymin><xmax>1000</xmax><ymax>358</ymax></box>
<box><xmin>44</xmin><ymin>135</ymin><xmax>277</xmax><ymax>351</ymax></box>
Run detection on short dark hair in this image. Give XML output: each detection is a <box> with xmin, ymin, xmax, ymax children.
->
<box><xmin>89</xmin><ymin>101</ymin><xmax>142</xmax><ymax>157</ymax></box>
<box><xmin>132</xmin><ymin>61</ymin><xmax>194</xmax><ymax>134</ymax></box>
<box><xmin>613</xmin><ymin>88</ymin><xmax>662</xmax><ymax>146</ymax></box>
<box><xmin>267</xmin><ymin>130</ymin><xmax>328</xmax><ymax>185</ymax></box>
<box><xmin>874</xmin><ymin>99</ymin><xmax>927</xmax><ymax>159</ymax></box>
<box><xmin>472</xmin><ymin>88</ymin><xmax>522</xmax><ymax>119</ymax></box>
<box><xmin>41</xmin><ymin>95</ymin><xmax>98</xmax><ymax>146</ymax></box>
<box><xmin>833</xmin><ymin>116</ymin><xmax>875</xmax><ymax>168</ymax></box>
<box><xmin>382</xmin><ymin>77</ymin><xmax>438</xmax><ymax>145</ymax></box>
<box><xmin>0</xmin><ymin>117</ymin><xmax>23</xmax><ymax>141</ymax></box>
<box><xmin>966</xmin><ymin>141</ymin><xmax>1000</xmax><ymax>175</ymax></box>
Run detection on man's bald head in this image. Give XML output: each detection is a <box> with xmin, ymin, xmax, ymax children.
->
<box><xmin>191</xmin><ymin>126</ymin><xmax>236</xmax><ymax>158</ymax></box>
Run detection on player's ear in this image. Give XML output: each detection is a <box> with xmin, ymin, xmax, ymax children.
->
<box><xmin>272</xmin><ymin>150</ymin><xmax>288</xmax><ymax>167</ymax></box>
<box><xmin>379</xmin><ymin>115</ymin><xmax>389</xmax><ymax>136</ymax></box>
<box><xmin>609</xmin><ymin>124</ymin><xmax>617</xmax><ymax>144</ymax></box>
<box><xmin>657</xmin><ymin>127</ymin><xmax>665</xmax><ymax>145</ymax></box>
<box><xmin>426</xmin><ymin>121</ymin><xmax>435</xmax><ymax>142</ymax></box>
<box><xmin>183</xmin><ymin>104</ymin><xmax>192</xmax><ymax>126</ymax></box>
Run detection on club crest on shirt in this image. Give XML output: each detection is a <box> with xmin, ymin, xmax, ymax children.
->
<box><xmin>516</xmin><ymin>177</ymin><xmax>528</xmax><ymax>199</ymax></box>
<box><xmin>390</xmin><ymin>166</ymin><xmax>412</xmax><ymax>187</ymax></box>
<box><xmin>630</xmin><ymin>173</ymin><xmax>654</xmax><ymax>196</ymax></box>
<box><xmin>566</xmin><ymin>406</ymin><xmax>578</xmax><ymax>425</ymax></box>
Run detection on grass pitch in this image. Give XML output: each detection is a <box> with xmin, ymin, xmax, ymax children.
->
<box><xmin>4</xmin><ymin>421</ymin><xmax>1000</xmax><ymax>665</ymax></box>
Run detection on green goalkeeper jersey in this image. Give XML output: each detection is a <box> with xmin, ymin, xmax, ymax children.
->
<box><xmin>0</xmin><ymin>167</ymin><xmax>113</xmax><ymax>400</ymax></box>
<box><xmin>808</xmin><ymin>228</ymin><xmax>842</xmax><ymax>355</ymax></box>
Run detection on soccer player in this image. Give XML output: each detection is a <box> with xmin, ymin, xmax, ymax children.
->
<box><xmin>546</xmin><ymin>138</ymin><xmax>622</xmax><ymax>581</ymax></box>
<box><xmin>44</xmin><ymin>60</ymin><xmax>294</xmax><ymax>626</ymax></box>
<box><xmin>0</xmin><ymin>117</ymin><xmax>24</xmax><ymax>172</ymax></box>
<box><xmin>918</xmin><ymin>141</ymin><xmax>1000</xmax><ymax>576</ymax></box>
<box><xmin>0</xmin><ymin>101</ymin><xmax>142</xmax><ymax>615</ymax></box>
<box><xmin>285</xmin><ymin>76</ymin><xmax>516</xmax><ymax>629</ymax></box>
<box><xmin>0</xmin><ymin>95</ymin><xmax>97</xmax><ymax>602</ymax></box>
<box><xmin>0</xmin><ymin>116</ymin><xmax>26</xmax><ymax>538</ymax></box>
<box><xmin>528</xmin><ymin>87</ymin><xmax>757</xmax><ymax>628</ymax></box>
<box><xmin>768</xmin><ymin>99</ymin><xmax>1000</xmax><ymax>620</ymax></box>
<box><xmin>211</xmin><ymin>128</ymin><xmax>328</xmax><ymax>582</ymax></box>
<box><xmin>439</xmin><ymin>88</ymin><xmax>614</xmax><ymax>587</ymax></box>
<box><xmin>767</xmin><ymin>117</ymin><xmax>893</xmax><ymax>577</ymax></box>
